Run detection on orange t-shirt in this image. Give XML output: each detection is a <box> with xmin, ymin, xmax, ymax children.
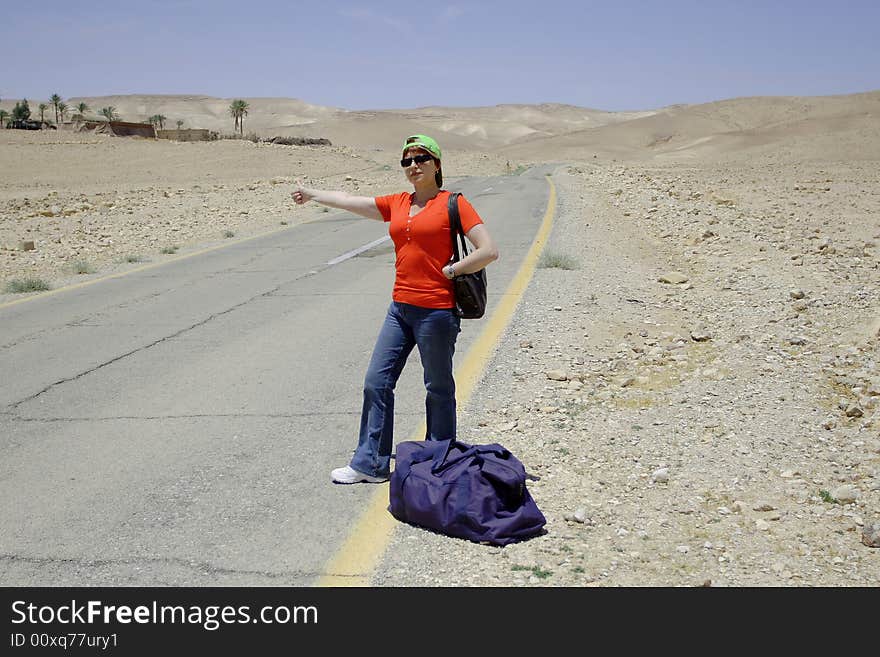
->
<box><xmin>375</xmin><ymin>190</ymin><xmax>483</xmax><ymax>308</ymax></box>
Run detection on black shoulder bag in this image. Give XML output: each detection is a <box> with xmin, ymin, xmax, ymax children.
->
<box><xmin>448</xmin><ymin>192</ymin><xmax>488</xmax><ymax>319</ymax></box>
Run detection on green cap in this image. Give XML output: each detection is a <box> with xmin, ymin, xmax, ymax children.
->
<box><xmin>402</xmin><ymin>134</ymin><xmax>441</xmax><ymax>160</ymax></box>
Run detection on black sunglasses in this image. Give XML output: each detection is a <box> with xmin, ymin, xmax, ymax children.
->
<box><xmin>400</xmin><ymin>153</ymin><xmax>435</xmax><ymax>167</ymax></box>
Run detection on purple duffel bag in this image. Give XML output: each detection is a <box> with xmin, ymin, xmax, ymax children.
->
<box><xmin>388</xmin><ymin>439</ymin><xmax>546</xmax><ymax>546</ymax></box>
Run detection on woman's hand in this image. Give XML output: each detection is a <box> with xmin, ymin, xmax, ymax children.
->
<box><xmin>289</xmin><ymin>183</ymin><xmax>383</xmax><ymax>221</ymax></box>
<box><xmin>291</xmin><ymin>182</ymin><xmax>313</xmax><ymax>205</ymax></box>
<box><xmin>442</xmin><ymin>263</ymin><xmax>457</xmax><ymax>279</ymax></box>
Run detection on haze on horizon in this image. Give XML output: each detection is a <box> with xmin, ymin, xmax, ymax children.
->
<box><xmin>2</xmin><ymin>0</ymin><xmax>879</xmax><ymax>112</ymax></box>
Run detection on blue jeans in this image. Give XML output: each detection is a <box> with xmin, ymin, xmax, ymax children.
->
<box><xmin>350</xmin><ymin>302</ymin><xmax>461</xmax><ymax>477</ymax></box>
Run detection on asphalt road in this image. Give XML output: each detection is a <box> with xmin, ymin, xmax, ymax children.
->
<box><xmin>0</xmin><ymin>168</ymin><xmax>553</xmax><ymax>585</ymax></box>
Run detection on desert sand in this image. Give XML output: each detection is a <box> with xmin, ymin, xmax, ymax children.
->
<box><xmin>2</xmin><ymin>91</ymin><xmax>879</xmax><ymax>585</ymax></box>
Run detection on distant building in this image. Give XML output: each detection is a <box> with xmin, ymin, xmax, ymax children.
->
<box><xmin>156</xmin><ymin>128</ymin><xmax>217</xmax><ymax>141</ymax></box>
<box><xmin>77</xmin><ymin>119</ymin><xmax>156</xmax><ymax>138</ymax></box>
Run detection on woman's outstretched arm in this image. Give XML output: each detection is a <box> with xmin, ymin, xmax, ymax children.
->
<box><xmin>291</xmin><ymin>182</ymin><xmax>383</xmax><ymax>221</ymax></box>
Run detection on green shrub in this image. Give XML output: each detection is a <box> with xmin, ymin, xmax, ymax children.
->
<box><xmin>538</xmin><ymin>251</ymin><xmax>579</xmax><ymax>270</ymax></box>
<box><xmin>819</xmin><ymin>489</ymin><xmax>838</xmax><ymax>504</ymax></box>
<box><xmin>511</xmin><ymin>564</ymin><xmax>553</xmax><ymax>579</ymax></box>
<box><xmin>69</xmin><ymin>259</ymin><xmax>95</xmax><ymax>274</ymax></box>
<box><xmin>5</xmin><ymin>277</ymin><xmax>51</xmax><ymax>293</ymax></box>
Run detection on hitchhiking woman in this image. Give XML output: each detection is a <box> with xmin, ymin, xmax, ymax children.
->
<box><xmin>291</xmin><ymin>135</ymin><xmax>499</xmax><ymax>483</ymax></box>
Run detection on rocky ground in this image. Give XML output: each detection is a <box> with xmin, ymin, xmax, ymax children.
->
<box><xmin>373</xmin><ymin>156</ymin><xmax>880</xmax><ymax>586</ymax></box>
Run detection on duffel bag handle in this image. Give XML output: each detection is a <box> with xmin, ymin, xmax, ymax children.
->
<box><xmin>430</xmin><ymin>441</ymin><xmax>513</xmax><ymax>474</ymax></box>
<box><xmin>430</xmin><ymin>439</ymin><xmax>470</xmax><ymax>473</ymax></box>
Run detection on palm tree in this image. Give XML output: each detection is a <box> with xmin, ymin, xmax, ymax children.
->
<box><xmin>0</xmin><ymin>110</ymin><xmax>9</xmax><ymax>128</ymax></box>
<box><xmin>12</xmin><ymin>99</ymin><xmax>31</xmax><ymax>121</ymax></box>
<box><xmin>100</xmin><ymin>106</ymin><xmax>119</xmax><ymax>121</ymax></box>
<box><xmin>50</xmin><ymin>93</ymin><xmax>62</xmax><ymax>126</ymax></box>
<box><xmin>236</xmin><ymin>100</ymin><xmax>249</xmax><ymax>136</ymax></box>
<box><xmin>228</xmin><ymin>100</ymin><xmax>241</xmax><ymax>134</ymax></box>
<box><xmin>176</xmin><ymin>119</ymin><xmax>184</xmax><ymax>129</ymax></box>
<box><xmin>57</xmin><ymin>102</ymin><xmax>68</xmax><ymax>124</ymax></box>
<box><xmin>154</xmin><ymin>114</ymin><xmax>166</xmax><ymax>129</ymax></box>
<box><xmin>228</xmin><ymin>99</ymin><xmax>250</xmax><ymax>136</ymax></box>
<box><xmin>38</xmin><ymin>103</ymin><xmax>48</xmax><ymax>123</ymax></box>
<box><xmin>76</xmin><ymin>102</ymin><xmax>89</xmax><ymax>117</ymax></box>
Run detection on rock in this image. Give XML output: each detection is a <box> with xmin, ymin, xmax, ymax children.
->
<box><xmin>690</xmin><ymin>330</ymin><xmax>712</xmax><ymax>342</ymax></box>
<box><xmin>831</xmin><ymin>485</ymin><xmax>859</xmax><ymax>504</ymax></box>
<box><xmin>20</xmin><ymin>241</ymin><xmax>35</xmax><ymax>251</ymax></box>
<box><xmin>573</xmin><ymin>508</ymin><xmax>589</xmax><ymax>524</ymax></box>
<box><xmin>711</xmin><ymin>193</ymin><xmax>736</xmax><ymax>207</ymax></box>
<box><xmin>659</xmin><ymin>271</ymin><xmax>689</xmax><ymax>284</ymax></box>
<box><xmin>546</xmin><ymin>370</ymin><xmax>568</xmax><ymax>381</ymax></box>
<box><xmin>755</xmin><ymin>519</ymin><xmax>771</xmax><ymax>531</ymax></box>
<box><xmin>753</xmin><ymin>502</ymin><xmax>777</xmax><ymax>512</ymax></box>
<box><xmin>651</xmin><ymin>468</ymin><xmax>669</xmax><ymax>484</ymax></box>
<box><xmin>731</xmin><ymin>500</ymin><xmax>746</xmax><ymax>513</ymax></box>
<box><xmin>862</xmin><ymin>523</ymin><xmax>880</xmax><ymax>548</ymax></box>
<box><xmin>787</xmin><ymin>336</ymin><xmax>807</xmax><ymax>346</ymax></box>
<box><xmin>789</xmin><ymin>289</ymin><xmax>806</xmax><ymax>299</ymax></box>
<box><xmin>676</xmin><ymin>545</ymin><xmax>690</xmax><ymax>554</ymax></box>
<box><xmin>845</xmin><ymin>404</ymin><xmax>864</xmax><ymax>418</ymax></box>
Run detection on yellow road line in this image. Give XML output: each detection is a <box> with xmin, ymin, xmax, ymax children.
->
<box><xmin>0</xmin><ymin>224</ymin><xmax>296</xmax><ymax>311</ymax></box>
<box><xmin>317</xmin><ymin>175</ymin><xmax>557</xmax><ymax>586</ymax></box>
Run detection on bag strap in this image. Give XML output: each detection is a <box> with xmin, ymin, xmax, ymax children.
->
<box><xmin>430</xmin><ymin>438</ymin><xmax>466</xmax><ymax>472</ymax></box>
<box><xmin>430</xmin><ymin>440</ymin><xmax>511</xmax><ymax>474</ymax></box>
<box><xmin>447</xmin><ymin>192</ymin><xmax>470</xmax><ymax>263</ymax></box>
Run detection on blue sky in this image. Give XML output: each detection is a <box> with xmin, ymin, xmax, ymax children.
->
<box><xmin>2</xmin><ymin>0</ymin><xmax>878</xmax><ymax>111</ymax></box>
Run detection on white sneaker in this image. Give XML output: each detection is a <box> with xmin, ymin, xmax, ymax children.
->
<box><xmin>331</xmin><ymin>465</ymin><xmax>388</xmax><ymax>484</ymax></box>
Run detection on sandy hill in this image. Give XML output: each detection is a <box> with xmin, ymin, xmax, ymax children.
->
<box><xmin>500</xmin><ymin>90</ymin><xmax>880</xmax><ymax>162</ymax></box>
<box><xmin>317</xmin><ymin>103</ymin><xmax>656</xmax><ymax>151</ymax></box>
<box><xmin>61</xmin><ymin>94</ymin><xmax>344</xmax><ymax>132</ymax></box>
<box><xmin>3</xmin><ymin>90</ymin><xmax>878</xmax><ymax>163</ymax></box>
<box><xmin>3</xmin><ymin>94</ymin><xmax>657</xmax><ymax>151</ymax></box>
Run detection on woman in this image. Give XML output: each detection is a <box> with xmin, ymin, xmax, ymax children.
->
<box><xmin>291</xmin><ymin>134</ymin><xmax>499</xmax><ymax>484</ymax></box>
